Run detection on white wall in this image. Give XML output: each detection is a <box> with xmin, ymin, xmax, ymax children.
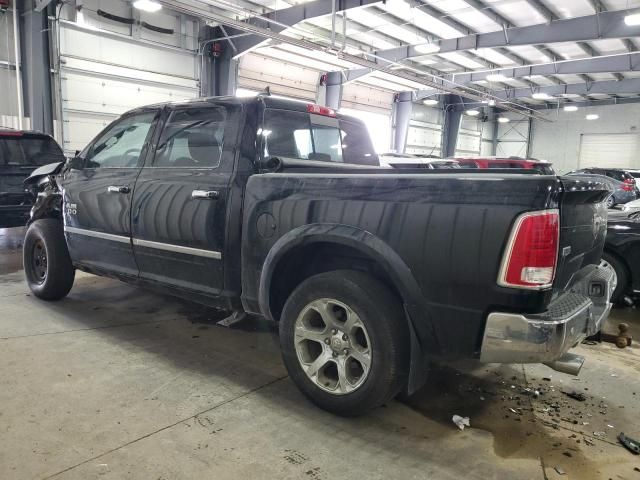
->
<box><xmin>0</xmin><ymin>9</ymin><xmax>21</xmax><ymax>127</ymax></box>
<box><xmin>530</xmin><ymin>103</ymin><xmax>640</xmax><ymax>174</ymax></box>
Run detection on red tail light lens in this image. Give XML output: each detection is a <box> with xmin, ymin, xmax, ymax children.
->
<box><xmin>622</xmin><ymin>180</ymin><xmax>634</xmax><ymax>191</ymax></box>
<box><xmin>498</xmin><ymin>210</ymin><xmax>560</xmax><ymax>290</ymax></box>
<box><xmin>307</xmin><ymin>104</ymin><xmax>336</xmax><ymax>117</ymax></box>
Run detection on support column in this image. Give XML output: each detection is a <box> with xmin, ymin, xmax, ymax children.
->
<box><xmin>200</xmin><ymin>27</ymin><xmax>238</xmax><ymax>97</ymax></box>
<box><xmin>391</xmin><ymin>91</ymin><xmax>412</xmax><ymax>154</ymax></box>
<box><xmin>21</xmin><ymin>3</ymin><xmax>53</xmax><ymax>134</ymax></box>
<box><xmin>442</xmin><ymin>96</ymin><xmax>462</xmax><ymax>158</ymax></box>
<box><xmin>317</xmin><ymin>71</ymin><xmax>342</xmax><ymax>110</ymax></box>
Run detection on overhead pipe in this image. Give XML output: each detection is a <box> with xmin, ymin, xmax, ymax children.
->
<box><xmin>12</xmin><ymin>1</ymin><xmax>24</xmax><ymax>130</ymax></box>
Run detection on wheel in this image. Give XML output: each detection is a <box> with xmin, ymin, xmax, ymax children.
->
<box><xmin>601</xmin><ymin>252</ymin><xmax>627</xmax><ymax>304</ymax></box>
<box><xmin>23</xmin><ymin>219</ymin><xmax>75</xmax><ymax>301</ymax></box>
<box><xmin>279</xmin><ymin>270</ymin><xmax>409</xmax><ymax>416</ymax></box>
<box><xmin>606</xmin><ymin>195</ymin><xmax>615</xmax><ymax>209</ymax></box>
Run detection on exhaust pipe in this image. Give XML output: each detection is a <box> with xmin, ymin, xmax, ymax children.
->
<box><xmin>544</xmin><ymin>353</ymin><xmax>585</xmax><ymax>376</ymax></box>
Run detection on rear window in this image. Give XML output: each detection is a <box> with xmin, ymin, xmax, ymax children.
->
<box><xmin>261</xmin><ymin>109</ymin><xmax>378</xmax><ymax>166</ymax></box>
<box><xmin>0</xmin><ymin>136</ymin><xmax>64</xmax><ymax>166</ymax></box>
<box><xmin>629</xmin><ymin>171</ymin><xmax>640</xmax><ymax>178</ymax></box>
<box><xmin>535</xmin><ymin>164</ymin><xmax>555</xmax><ymax>175</ymax></box>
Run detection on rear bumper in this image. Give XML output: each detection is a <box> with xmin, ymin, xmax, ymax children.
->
<box><xmin>480</xmin><ymin>262</ymin><xmax>614</xmax><ymax>365</ymax></box>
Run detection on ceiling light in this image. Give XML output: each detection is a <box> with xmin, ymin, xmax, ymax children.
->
<box><xmin>497</xmin><ymin>117</ymin><xmax>510</xmax><ymax>123</ymax></box>
<box><xmin>586</xmin><ymin>114</ymin><xmax>599</xmax><ymax>120</ymax></box>
<box><xmin>532</xmin><ymin>92</ymin><xmax>552</xmax><ymax>100</ymax></box>
<box><xmin>414</xmin><ymin>43</ymin><xmax>441</xmax><ymax>54</ymax></box>
<box><xmin>133</xmin><ymin>0</ymin><xmax>162</xmax><ymax>12</ymax></box>
<box><xmin>486</xmin><ymin>73</ymin><xmax>508</xmax><ymax>82</ymax></box>
<box><xmin>563</xmin><ymin>105</ymin><xmax>578</xmax><ymax>112</ymax></box>
<box><xmin>422</xmin><ymin>99</ymin><xmax>438</xmax><ymax>106</ymax></box>
<box><xmin>466</xmin><ymin>109</ymin><xmax>480</xmax><ymax>116</ymax></box>
<box><xmin>625</xmin><ymin>13</ymin><xmax>640</xmax><ymax>26</ymax></box>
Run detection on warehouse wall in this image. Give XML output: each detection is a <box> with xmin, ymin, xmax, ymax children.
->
<box><xmin>530</xmin><ymin>103</ymin><xmax>640</xmax><ymax>174</ymax></box>
<box><xmin>0</xmin><ymin>8</ymin><xmax>24</xmax><ymax>129</ymax></box>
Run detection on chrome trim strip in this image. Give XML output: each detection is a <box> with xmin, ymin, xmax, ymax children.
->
<box><xmin>64</xmin><ymin>226</ymin><xmax>130</xmax><ymax>244</ymax></box>
<box><xmin>132</xmin><ymin>238</ymin><xmax>221</xmax><ymax>259</ymax></box>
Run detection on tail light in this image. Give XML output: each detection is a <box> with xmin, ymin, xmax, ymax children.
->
<box><xmin>622</xmin><ymin>178</ymin><xmax>635</xmax><ymax>191</ymax></box>
<box><xmin>307</xmin><ymin>104</ymin><xmax>336</xmax><ymax>117</ymax></box>
<box><xmin>498</xmin><ymin>210</ymin><xmax>560</xmax><ymax>290</ymax></box>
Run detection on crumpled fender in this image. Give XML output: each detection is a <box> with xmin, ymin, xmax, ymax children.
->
<box><xmin>23</xmin><ymin>161</ymin><xmax>65</xmax><ymax>187</ymax></box>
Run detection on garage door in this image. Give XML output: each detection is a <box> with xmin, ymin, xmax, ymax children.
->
<box><xmin>57</xmin><ymin>19</ymin><xmax>198</xmax><ymax>154</ymax></box>
<box><xmin>579</xmin><ymin>133</ymin><xmax>639</xmax><ymax>169</ymax></box>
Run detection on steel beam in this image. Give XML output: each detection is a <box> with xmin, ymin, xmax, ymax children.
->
<box><xmin>223</xmin><ymin>0</ymin><xmax>381</xmax><ymax>54</ymax></box>
<box><xmin>529</xmin><ymin>96</ymin><xmax>640</xmax><ymax>109</ymax></box>
<box><xmin>317</xmin><ymin>71</ymin><xmax>342</xmax><ymax>109</ymax></box>
<box><xmin>491</xmin><ymin>77</ymin><xmax>640</xmax><ymax>100</ymax></box>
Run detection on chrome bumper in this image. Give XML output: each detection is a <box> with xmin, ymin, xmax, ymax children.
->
<box><xmin>480</xmin><ymin>262</ymin><xmax>615</xmax><ymax>366</ymax></box>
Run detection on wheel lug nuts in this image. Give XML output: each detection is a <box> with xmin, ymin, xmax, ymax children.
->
<box><xmin>324</xmin><ymin>338</ymin><xmax>330</xmax><ymax>345</ymax></box>
<box><xmin>332</xmin><ymin>352</ymin><xmax>338</xmax><ymax>357</ymax></box>
<box><xmin>331</xmin><ymin>328</ymin><xmax>337</xmax><ymax>334</ymax></box>
<box><xmin>342</xmin><ymin>349</ymin><xmax>349</xmax><ymax>355</ymax></box>
<box><xmin>342</xmin><ymin>334</ymin><xmax>348</xmax><ymax>341</ymax></box>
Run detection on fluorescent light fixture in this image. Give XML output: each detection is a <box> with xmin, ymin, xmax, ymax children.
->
<box><xmin>586</xmin><ymin>114</ymin><xmax>599</xmax><ymax>120</ymax></box>
<box><xmin>414</xmin><ymin>43</ymin><xmax>441</xmax><ymax>54</ymax></box>
<box><xmin>532</xmin><ymin>92</ymin><xmax>552</xmax><ymax>100</ymax></box>
<box><xmin>486</xmin><ymin>73</ymin><xmax>508</xmax><ymax>82</ymax></box>
<box><xmin>466</xmin><ymin>109</ymin><xmax>480</xmax><ymax>116</ymax></box>
<box><xmin>625</xmin><ymin>13</ymin><xmax>640</xmax><ymax>26</ymax></box>
<box><xmin>422</xmin><ymin>99</ymin><xmax>438</xmax><ymax>106</ymax></box>
<box><xmin>497</xmin><ymin>117</ymin><xmax>510</xmax><ymax>123</ymax></box>
<box><xmin>563</xmin><ymin>105</ymin><xmax>579</xmax><ymax>112</ymax></box>
<box><xmin>133</xmin><ymin>0</ymin><xmax>162</xmax><ymax>12</ymax></box>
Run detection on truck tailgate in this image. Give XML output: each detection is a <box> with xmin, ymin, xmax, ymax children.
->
<box><xmin>553</xmin><ymin>176</ymin><xmax>611</xmax><ymax>296</ymax></box>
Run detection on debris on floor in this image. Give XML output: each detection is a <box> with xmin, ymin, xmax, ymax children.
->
<box><xmin>618</xmin><ymin>433</ymin><xmax>640</xmax><ymax>455</ymax></box>
<box><xmin>562</xmin><ymin>391</ymin><xmax>587</xmax><ymax>402</ymax></box>
<box><xmin>452</xmin><ymin>415</ymin><xmax>470</xmax><ymax>430</ymax></box>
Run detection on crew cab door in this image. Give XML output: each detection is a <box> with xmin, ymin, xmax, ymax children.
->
<box><xmin>62</xmin><ymin>110</ymin><xmax>159</xmax><ymax>277</ymax></box>
<box><xmin>130</xmin><ymin>103</ymin><xmax>236</xmax><ymax>295</ymax></box>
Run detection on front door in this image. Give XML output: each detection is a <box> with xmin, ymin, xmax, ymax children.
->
<box><xmin>131</xmin><ymin>103</ymin><xmax>236</xmax><ymax>295</ymax></box>
<box><xmin>62</xmin><ymin>110</ymin><xmax>159</xmax><ymax>277</ymax></box>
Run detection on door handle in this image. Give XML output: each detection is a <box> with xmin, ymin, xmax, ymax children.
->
<box><xmin>191</xmin><ymin>190</ymin><xmax>219</xmax><ymax>200</ymax></box>
<box><xmin>107</xmin><ymin>185</ymin><xmax>130</xmax><ymax>194</ymax></box>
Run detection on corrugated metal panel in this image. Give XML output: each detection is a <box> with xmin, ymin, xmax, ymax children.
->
<box><xmin>341</xmin><ymin>83</ymin><xmax>393</xmax><ymax>114</ymax></box>
<box><xmin>579</xmin><ymin>133</ymin><xmax>639</xmax><ymax>168</ymax></box>
<box><xmin>57</xmin><ymin>22</ymin><xmax>198</xmax><ymax>154</ymax></box>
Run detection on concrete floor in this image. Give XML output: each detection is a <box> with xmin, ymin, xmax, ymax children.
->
<box><xmin>1</xmin><ymin>226</ymin><xmax>640</xmax><ymax>480</ymax></box>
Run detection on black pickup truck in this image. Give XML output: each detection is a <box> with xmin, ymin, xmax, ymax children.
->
<box><xmin>23</xmin><ymin>95</ymin><xmax>614</xmax><ymax>415</ymax></box>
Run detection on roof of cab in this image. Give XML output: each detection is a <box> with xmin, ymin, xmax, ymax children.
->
<box><xmin>126</xmin><ymin>94</ymin><xmax>361</xmax><ymax>122</ymax></box>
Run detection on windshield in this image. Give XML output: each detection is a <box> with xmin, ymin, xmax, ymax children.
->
<box><xmin>262</xmin><ymin>109</ymin><xmax>378</xmax><ymax>166</ymax></box>
<box><xmin>1</xmin><ymin>136</ymin><xmax>65</xmax><ymax>166</ymax></box>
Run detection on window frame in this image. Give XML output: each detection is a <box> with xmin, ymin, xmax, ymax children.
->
<box><xmin>146</xmin><ymin>104</ymin><xmax>231</xmax><ymax>170</ymax></box>
<box><xmin>80</xmin><ymin>109</ymin><xmax>160</xmax><ymax>170</ymax></box>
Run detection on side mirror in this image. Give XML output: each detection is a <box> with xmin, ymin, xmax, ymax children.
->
<box><xmin>66</xmin><ymin>155</ymin><xmax>84</xmax><ymax>170</ymax></box>
<box><xmin>259</xmin><ymin>156</ymin><xmax>283</xmax><ymax>172</ymax></box>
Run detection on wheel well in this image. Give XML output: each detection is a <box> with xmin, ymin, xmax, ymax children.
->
<box><xmin>268</xmin><ymin>242</ymin><xmax>403</xmax><ymax>321</ymax></box>
<box><xmin>603</xmin><ymin>248</ymin><xmax>631</xmax><ymax>283</ymax></box>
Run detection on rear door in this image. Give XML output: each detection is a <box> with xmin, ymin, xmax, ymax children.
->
<box><xmin>62</xmin><ymin>110</ymin><xmax>159</xmax><ymax>277</ymax></box>
<box><xmin>131</xmin><ymin>103</ymin><xmax>236</xmax><ymax>295</ymax></box>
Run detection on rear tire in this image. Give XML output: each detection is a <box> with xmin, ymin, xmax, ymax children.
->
<box><xmin>602</xmin><ymin>252</ymin><xmax>628</xmax><ymax>304</ymax></box>
<box><xmin>279</xmin><ymin>270</ymin><xmax>408</xmax><ymax>416</ymax></box>
<box><xmin>23</xmin><ymin>219</ymin><xmax>75</xmax><ymax>301</ymax></box>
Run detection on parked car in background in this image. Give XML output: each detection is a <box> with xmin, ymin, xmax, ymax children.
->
<box><xmin>23</xmin><ymin>96</ymin><xmax>614</xmax><ymax>415</ymax></box>
<box><xmin>624</xmin><ymin>169</ymin><xmax>640</xmax><ymax>189</ymax></box>
<box><xmin>0</xmin><ymin>129</ymin><xmax>65</xmax><ymax>228</ymax></box>
<box><xmin>603</xmin><ymin>210</ymin><xmax>640</xmax><ymax>303</ymax></box>
<box><xmin>567</xmin><ymin>170</ymin><xmax>637</xmax><ymax>208</ymax></box>
<box><xmin>622</xmin><ymin>198</ymin><xmax>640</xmax><ymax>212</ymax></box>
<box><xmin>453</xmin><ymin>156</ymin><xmax>555</xmax><ymax>175</ymax></box>
<box><xmin>378</xmin><ymin>153</ymin><xmax>460</xmax><ymax>169</ymax></box>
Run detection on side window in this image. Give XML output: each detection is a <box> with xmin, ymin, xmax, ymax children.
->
<box><xmin>311</xmin><ymin>125</ymin><xmax>343</xmax><ymax>163</ymax></box>
<box><xmin>84</xmin><ymin>112</ymin><xmax>157</xmax><ymax>168</ymax></box>
<box><xmin>153</xmin><ymin>107</ymin><xmax>226</xmax><ymax>168</ymax></box>
<box><xmin>339</xmin><ymin>120</ymin><xmax>378</xmax><ymax>166</ymax></box>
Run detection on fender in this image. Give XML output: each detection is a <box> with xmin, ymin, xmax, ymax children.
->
<box><xmin>24</xmin><ymin>162</ymin><xmax>65</xmax><ymax>226</ymax></box>
<box><xmin>258</xmin><ymin>223</ymin><xmax>435</xmax><ymax>393</ymax></box>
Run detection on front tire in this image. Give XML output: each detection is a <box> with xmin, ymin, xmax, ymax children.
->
<box><xmin>23</xmin><ymin>219</ymin><xmax>75</xmax><ymax>301</ymax></box>
<box><xmin>279</xmin><ymin>270</ymin><xmax>408</xmax><ymax>416</ymax></box>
